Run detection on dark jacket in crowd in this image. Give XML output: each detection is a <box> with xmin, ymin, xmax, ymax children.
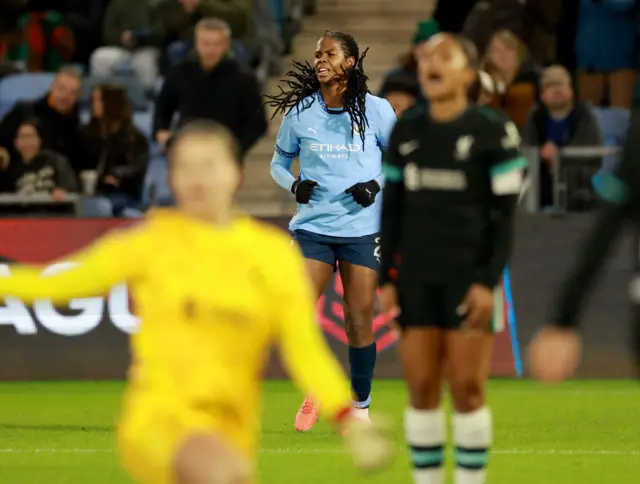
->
<box><xmin>84</xmin><ymin>125</ymin><xmax>149</xmax><ymax>199</ymax></box>
<box><xmin>0</xmin><ymin>149</ymin><xmax>78</xmax><ymax>194</ymax></box>
<box><xmin>522</xmin><ymin>101</ymin><xmax>602</xmax><ymax>149</ymax></box>
<box><xmin>522</xmin><ymin>101</ymin><xmax>603</xmax><ymax>209</ymax></box>
<box><xmin>0</xmin><ymin>96</ymin><xmax>91</xmax><ymax>173</ymax></box>
<box><xmin>101</xmin><ymin>0</ymin><xmax>154</xmax><ymax>47</ymax></box>
<box><xmin>153</xmin><ymin>57</ymin><xmax>267</xmax><ymax>155</ymax></box>
<box><xmin>152</xmin><ymin>0</ymin><xmax>252</xmax><ymax>46</ymax></box>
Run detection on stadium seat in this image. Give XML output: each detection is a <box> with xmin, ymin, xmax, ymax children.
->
<box><xmin>154</xmin><ymin>77</ymin><xmax>164</xmax><ymax>97</ymax></box>
<box><xmin>0</xmin><ymin>72</ymin><xmax>56</xmax><ymax>117</ymax></box>
<box><xmin>133</xmin><ymin>111</ymin><xmax>153</xmax><ymax>140</ymax></box>
<box><xmin>141</xmin><ymin>156</ymin><xmax>174</xmax><ymax>208</ymax></box>
<box><xmin>81</xmin><ymin>75</ymin><xmax>149</xmax><ymax>112</ymax></box>
<box><xmin>594</xmin><ymin>107</ymin><xmax>630</xmax><ymax>172</ymax></box>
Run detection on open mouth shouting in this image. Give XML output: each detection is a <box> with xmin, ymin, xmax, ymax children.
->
<box><xmin>316</xmin><ymin>66</ymin><xmax>332</xmax><ymax>81</ymax></box>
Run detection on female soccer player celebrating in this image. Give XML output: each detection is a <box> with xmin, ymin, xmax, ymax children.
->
<box><xmin>0</xmin><ymin>121</ymin><xmax>392</xmax><ymax>484</ymax></box>
<box><xmin>379</xmin><ymin>34</ymin><xmax>526</xmax><ymax>484</ymax></box>
<box><xmin>266</xmin><ymin>30</ymin><xmax>396</xmax><ymax>432</ymax></box>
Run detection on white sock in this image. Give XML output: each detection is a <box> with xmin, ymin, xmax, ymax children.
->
<box><xmin>404</xmin><ymin>407</ymin><xmax>445</xmax><ymax>484</ymax></box>
<box><xmin>351</xmin><ymin>406</ymin><xmax>370</xmax><ymax>422</ymax></box>
<box><xmin>453</xmin><ymin>407</ymin><xmax>493</xmax><ymax>484</ymax></box>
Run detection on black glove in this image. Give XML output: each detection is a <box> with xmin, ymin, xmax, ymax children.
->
<box><xmin>292</xmin><ymin>179</ymin><xmax>318</xmax><ymax>204</ymax></box>
<box><xmin>345</xmin><ymin>180</ymin><xmax>380</xmax><ymax>208</ymax></box>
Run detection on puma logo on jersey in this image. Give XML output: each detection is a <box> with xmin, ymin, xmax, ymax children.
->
<box><xmin>308</xmin><ymin>127</ymin><xmax>317</xmax><ymax>135</ymax></box>
<box><xmin>455</xmin><ymin>135</ymin><xmax>474</xmax><ymax>161</ymax></box>
<box><xmin>398</xmin><ymin>140</ymin><xmax>419</xmax><ymax>156</ymax></box>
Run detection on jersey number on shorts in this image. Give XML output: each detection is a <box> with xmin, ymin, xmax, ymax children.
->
<box><xmin>374</xmin><ymin>237</ymin><xmax>381</xmax><ymax>265</ymax></box>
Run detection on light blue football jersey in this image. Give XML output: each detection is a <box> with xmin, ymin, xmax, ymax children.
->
<box><xmin>270</xmin><ymin>91</ymin><xmax>397</xmax><ymax>237</ymax></box>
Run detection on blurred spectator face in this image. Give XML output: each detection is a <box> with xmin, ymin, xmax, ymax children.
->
<box><xmin>91</xmin><ymin>88</ymin><xmax>104</xmax><ymax>119</ymax></box>
<box><xmin>170</xmin><ymin>135</ymin><xmax>240</xmax><ymax>217</ymax></box>
<box><xmin>51</xmin><ymin>73</ymin><xmax>81</xmax><ymax>113</ymax></box>
<box><xmin>178</xmin><ymin>0</ymin><xmax>200</xmax><ymax>14</ymax></box>
<box><xmin>15</xmin><ymin>123</ymin><xmax>41</xmax><ymax>160</ymax></box>
<box><xmin>486</xmin><ymin>31</ymin><xmax>526</xmax><ymax>81</ymax></box>
<box><xmin>385</xmin><ymin>91</ymin><xmax>416</xmax><ymax>117</ymax></box>
<box><xmin>541</xmin><ymin>66</ymin><xmax>573</xmax><ymax>111</ymax></box>
<box><xmin>196</xmin><ymin>27</ymin><xmax>229</xmax><ymax>69</ymax></box>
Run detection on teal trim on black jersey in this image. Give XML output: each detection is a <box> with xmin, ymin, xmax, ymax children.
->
<box><xmin>382</xmin><ymin>163</ymin><xmax>404</xmax><ymax>182</ymax></box>
<box><xmin>490</xmin><ymin>156</ymin><xmax>528</xmax><ymax>177</ymax></box>
<box><xmin>592</xmin><ymin>171</ymin><xmax>630</xmax><ymax>205</ymax></box>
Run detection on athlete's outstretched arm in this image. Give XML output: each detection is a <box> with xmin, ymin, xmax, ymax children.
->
<box><xmin>270</xmin><ymin>112</ymin><xmax>300</xmax><ymax>191</ymax></box>
<box><xmin>379</xmin><ymin>126</ymin><xmax>405</xmax><ymax>286</ymax></box>
<box><xmin>273</xmin><ymin>244</ymin><xmax>352</xmax><ymax>420</ymax></box>
<box><xmin>0</xmin><ymin>226</ymin><xmax>147</xmax><ymax>304</ymax></box>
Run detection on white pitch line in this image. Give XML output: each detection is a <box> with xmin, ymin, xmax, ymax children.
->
<box><xmin>0</xmin><ymin>448</ymin><xmax>637</xmax><ymax>456</ymax></box>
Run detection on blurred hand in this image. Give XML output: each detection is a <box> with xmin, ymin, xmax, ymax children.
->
<box><xmin>104</xmin><ymin>175</ymin><xmax>120</xmax><ymax>187</ymax></box>
<box><xmin>51</xmin><ymin>188</ymin><xmax>67</xmax><ymax>201</ymax></box>
<box><xmin>0</xmin><ymin>147</ymin><xmax>9</xmax><ymax>170</ymax></box>
<box><xmin>540</xmin><ymin>141</ymin><xmax>558</xmax><ymax>164</ymax></box>
<box><xmin>342</xmin><ymin>414</ymin><xmax>394</xmax><ymax>472</ymax></box>
<box><xmin>459</xmin><ymin>284</ymin><xmax>493</xmax><ymax>334</ymax></box>
<box><xmin>156</xmin><ymin>130</ymin><xmax>172</xmax><ymax>148</ymax></box>
<box><xmin>528</xmin><ymin>326</ymin><xmax>581</xmax><ymax>382</ymax></box>
<box><xmin>121</xmin><ymin>29</ymin><xmax>135</xmax><ymax>47</ymax></box>
<box><xmin>378</xmin><ymin>283</ymin><xmax>399</xmax><ymax>318</ymax></box>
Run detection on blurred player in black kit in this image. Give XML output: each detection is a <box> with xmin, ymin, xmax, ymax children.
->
<box><xmin>529</xmin><ymin>109</ymin><xmax>640</xmax><ymax>382</ymax></box>
<box><xmin>378</xmin><ymin>34</ymin><xmax>527</xmax><ymax>484</ymax></box>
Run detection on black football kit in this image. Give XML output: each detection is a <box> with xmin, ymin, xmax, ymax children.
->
<box><xmin>379</xmin><ymin>105</ymin><xmax>526</xmax><ymax>329</ymax></box>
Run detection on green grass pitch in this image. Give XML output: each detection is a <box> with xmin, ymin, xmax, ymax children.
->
<box><xmin>1</xmin><ymin>379</ymin><xmax>639</xmax><ymax>483</ymax></box>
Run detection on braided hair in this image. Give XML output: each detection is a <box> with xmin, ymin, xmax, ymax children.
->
<box><xmin>264</xmin><ymin>30</ymin><xmax>370</xmax><ymax>146</ymax></box>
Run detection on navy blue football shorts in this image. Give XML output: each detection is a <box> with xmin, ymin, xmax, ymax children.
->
<box><xmin>291</xmin><ymin>229</ymin><xmax>380</xmax><ymax>271</ymax></box>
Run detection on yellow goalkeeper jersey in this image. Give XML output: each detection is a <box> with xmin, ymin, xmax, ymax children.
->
<box><xmin>0</xmin><ymin>209</ymin><xmax>351</xmax><ymax>453</ymax></box>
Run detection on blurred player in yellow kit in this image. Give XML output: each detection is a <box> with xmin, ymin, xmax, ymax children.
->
<box><xmin>0</xmin><ymin>121</ymin><xmax>393</xmax><ymax>484</ymax></box>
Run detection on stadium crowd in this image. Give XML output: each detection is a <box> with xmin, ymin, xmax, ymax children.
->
<box><xmin>0</xmin><ymin>0</ymin><xmax>636</xmax><ymax>216</ymax></box>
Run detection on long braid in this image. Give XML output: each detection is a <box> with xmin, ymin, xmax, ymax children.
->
<box><xmin>264</xmin><ymin>30</ymin><xmax>371</xmax><ymax>147</ymax></box>
<box><xmin>264</xmin><ymin>60</ymin><xmax>320</xmax><ymax>119</ymax></box>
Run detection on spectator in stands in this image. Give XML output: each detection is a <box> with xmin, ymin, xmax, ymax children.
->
<box><xmin>461</xmin><ymin>0</ymin><xmax>561</xmax><ymax>67</ymax></box>
<box><xmin>153</xmin><ymin>18</ymin><xmax>267</xmax><ymax>156</ymax></box>
<box><xmin>483</xmin><ymin>30</ymin><xmax>538</xmax><ymax>128</ymax></box>
<box><xmin>380</xmin><ymin>76</ymin><xmax>419</xmax><ymax>117</ymax></box>
<box><xmin>0</xmin><ymin>118</ymin><xmax>78</xmax><ymax>197</ymax></box>
<box><xmin>89</xmin><ymin>0</ymin><xmax>159</xmax><ymax>91</ymax></box>
<box><xmin>154</xmin><ymin>0</ymin><xmax>252</xmax><ymax>69</ymax></box>
<box><xmin>521</xmin><ymin>65</ymin><xmax>603</xmax><ymax>208</ymax></box>
<box><xmin>575</xmin><ymin>0</ymin><xmax>637</xmax><ymax>108</ymax></box>
<box><xmin>83</xmin><ymin>84</ymin><xmax>149</xmax><ymax>216</ymax></box>
<box><xmin>378</xmin><ymin>20</ymin><xmax>439</xmax><ymax>107</ymax></box>
<box><xmin>0</xmin><ymin>9</ymin><xmax>75</xmax><ymax>72</ymax></box>
<box><xmin>0</xmin><ymin>66</ymin><xmax>90</xmax><ymax>174</ymax></box>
